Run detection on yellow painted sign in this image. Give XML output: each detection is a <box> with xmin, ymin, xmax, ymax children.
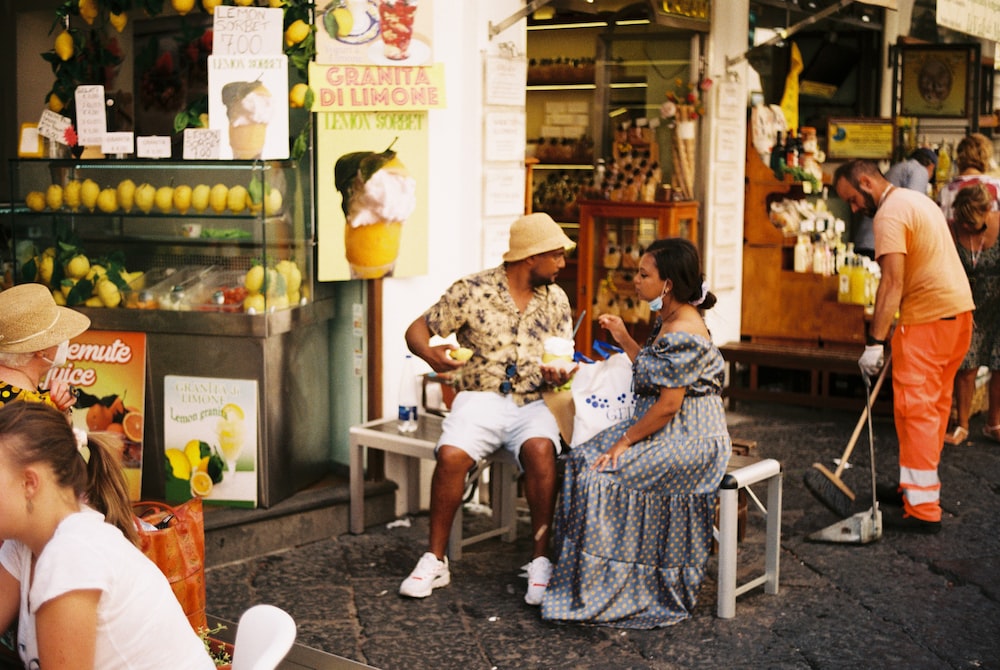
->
<box><xmin>826</xmin><ymin>119</ymin><xmax>894</xmax><ymax>160</ymax></box>
<box><xmin>309</xmin><ymin>62</ymin><xmax>446</xmax><ymax>111</ymax></box>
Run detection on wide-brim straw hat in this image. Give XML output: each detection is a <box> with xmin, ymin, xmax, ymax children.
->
<box><xmin>502</xmin><ymin>212</ymin><xmax>576</xmax><ymax>262</ymax></box>
<box><xmin>0</xmin><ymin>283</ymin><xmax>91</xmax><ymax>354</ymax></box>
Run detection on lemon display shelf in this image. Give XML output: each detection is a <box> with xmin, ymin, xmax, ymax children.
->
<box><xmin>7</xmin><ymin>158</ymin><xmax>335</xmax><ymax>508</ymax></box>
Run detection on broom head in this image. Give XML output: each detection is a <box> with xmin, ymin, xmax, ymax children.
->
<box><xmin>804</xmin><ymin>462</ymin><xmax>856</xmax><ymax>519</ymax></box>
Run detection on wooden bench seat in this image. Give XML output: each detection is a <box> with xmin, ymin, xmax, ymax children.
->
<box><xmin>719</xmin><ymin>341</ymin><xmax>880</xmax><ymax>411</ymax></box>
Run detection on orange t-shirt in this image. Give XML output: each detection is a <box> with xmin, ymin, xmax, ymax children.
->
<box><xmin>874</xmin><ymin>186</ymin><xmax>974</xmax><ymax>325</ymax></box>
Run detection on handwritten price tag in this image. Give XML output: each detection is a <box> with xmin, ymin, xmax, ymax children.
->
<box><xmin>75</xmin><ymin>85</ymin><xmax>107</xmax><ymax>146</ymax></box>
<box><xmin>102</xmin><ymin>132</ymin><xmax>135</xmax><ymax>156</ymax></box>
<box><xmin>37</xmin><ymin>110</ymin><xmax>72</xmax><ymax>143</ymax></box>
<box><xmin>136</xmin><ymin>136</ymin><xmax>172</xmax><ymax>159</ymax></box>
<box><xmin>183</xmin><ymin>128</ymin><xmax>222</xmax><ymax>159</ymax></box>
<box><xmin>213</xmin><ymin>6</ymin><xmax>283</xmax><ymax>56</ymax></box>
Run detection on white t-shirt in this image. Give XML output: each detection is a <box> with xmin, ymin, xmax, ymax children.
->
<box><xmin>0</xmin><ymin>507</ymin><xmax>214</xmax><ymax>669</ymax></box>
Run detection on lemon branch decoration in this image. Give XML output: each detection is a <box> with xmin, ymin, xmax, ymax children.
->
<box><xmin>45</xmin><ymin>0</ymin><xmax>316</xmax><ymax>160</ymax></box>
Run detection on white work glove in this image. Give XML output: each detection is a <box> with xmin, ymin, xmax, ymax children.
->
<box><xmin>858</xmin><ymin>344</ymin><xmax>885</xmax><ymax>379</ymax></box>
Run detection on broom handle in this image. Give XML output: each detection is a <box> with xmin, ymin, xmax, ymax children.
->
<box><xmin>833</xmin><ymin>355</ymin><xmax>891</xmax><ymax>478</ymax></box>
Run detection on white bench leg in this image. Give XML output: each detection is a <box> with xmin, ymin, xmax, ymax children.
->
<box><xmin>765</xmin><ymin>472</ymin><xmax>782</xmax><ymax>595</ymax></box>
<box><xmin>495</xmin><ymin>460</ymin><xmax>518</xmax><ymax>543</ymax></box>
<box><xmin>716</xmin><ymin>485</ymin><xmax>739</xmax><ymax>619</ymax></box>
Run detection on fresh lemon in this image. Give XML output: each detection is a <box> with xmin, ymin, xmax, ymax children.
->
<box><xmin>96</xmin><ymin>187</ymin><xmax>118</xmax><ymax>213</ymax></box>
<box><xmin>264</xmin><ymin>188</ymin><xmax>283</xmax><ymax>216</ymax></box>
<box><xmin>64</xmin><ymin>180</ymin><xmax>82</xmax><ymax>210</ymax></box>
<box><xmin>227</xmin><ymin>184</ymin><xmax>248</xmax><ymax>213</ymax></box>
<box><xmin>84</xmin><ymin>295</ymin><xmax>103</xmax><ymax>308</ymax></box>
<box><xmin>449</xmin><ymin>347</ymin><xmax>474</xmax><ymax>362</ymax></box>
<box><xmin>86</xmin><ymin>263</ymin><xmax>107</xmax><ymax>281</ymax></box>
<box><xmin>289</xmin><ymin>83</ymin><xmax>309</xmax><ymax>109</ymax></box>
<box><xmin>268</xmin><ymin>0</ymin><xmax>284</xmax><ymax>7</ymax></box>
<box><xmin>243</xmin><ymin>293</ymin><xmax>266</xmax><ymax>313</ymax></box>
<box><xmin>244</xmin><ymin>265</ymin><xmax>264</xmax><ymax>293</ymax></box>
<box><xmin>191</xmin><ymin>184</ymin><xmax>211</xmax><ymax>213</ymax></box>
<box><xmin>38</xmin><ymin>255</ymin><xmax>54</xmax><ymax>285</ymax></box>
<box><xmin>60</xmin><ymin>278</ymin><xmax>77</xmax><ymax>299</ymax></box>
<box><xmin>80</xmin><ymin>179</ymin><xmax>100</xmax><ymax>211</ymax></box>
<box><xmin>52</xmin><ymin>289</ymin><xmax>67</xmax><ymax>305</ymax></box>
<box><xmin>154</xmin><ymin>185</ymin><xmax>174</xmax><ymax>213</ymax></box>
<box><xmin>173</xmin><ymin>184</ymin><xmax>193</xmax><ymax>214</ymax></box>
<box><xmin>284</xmin><ymin>19</ymin><xmax>310</xmax><ymax>48</ymax></box>
<box><xmin>78</xmin><ymin>0</ymin><xmax>98</xmax><ymax>24</ymax></box>
<box><xmin>190</xmin><ymin>471</ymin><xmax>213</xmax><ymax>497</ymax></box>
<box><xmin>47</xmin><ymin>93</ymin><xmax>65</xmax><ymax>113</ymax></box>
<box><xmin>109</xmin><ymin>11</ymin><xmax>127</xmax><ymax>32</ymax></box>
<box><xmin>96</xmin><ymin>276</ymin><xmax>121</xmax><ymax>308</ymax></box>
<box><xmin>221</xmin><ymin>403</ymin><xmax>245</xmax><ymax>421</ymax></box>
<box><xmin>117</xmin><ymin>179</ymin><xmax>136</xmax><ymax>212</ymax></box>
<box><xmin>65</xmin><ymin>254</ymin><xmax>90</xmax><ymax>280</ymax></box>
<box><xmin>201</xmin><ymin>0</ymin><xmax>222</xmax><ymax>14</ymax></box>
<box><xmin>209</xmin><ymin>183</ymin><xmax>229</xmax><ymax>213</ymax></box>
<box><xmin>233</xmin><ymin>0</ymin><xmax>253</xmax><ymax>5</ymax></box>
<box><xmin>165</xmin><ymin>448</ymin><xmax>192</xmax><ymax>480</ymax></box>
<box><xmin>25</xmin><ymin>191</ymin><xmax>46</xmax><ymax>212</ymax></box>
<box><xmin>55</xmin><ymin>30</ymin><xmax>74</xmax><ymax>61</ymax></box>
<box><xmin>171</xmin><ymin>0</ymin><xmax>196</xmax><ymax>15</ymax></box>
<box><xmin>135</xmin><ymin>183</ymin><xmax>156</xmax><ymax>214</ymax></box>
<box><xmin>276</xmin><ymin>259</ymin><xmax>302</xmax><ymax>294</ymax></box>
<box><xmin>45</xmin><ymin>184</ymin><xmax>64</xmax><ymax>210</ymax></box>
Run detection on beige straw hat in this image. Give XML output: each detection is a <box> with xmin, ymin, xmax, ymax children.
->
<box><xmin>502</xmin><ymin>212</ymin><xmax>576</xmax><ymax>263</ymax></box>
<box><xmin>0</xmin><ymin>283</ymin><xmax>91</xmax><ymax>354</ymax></box>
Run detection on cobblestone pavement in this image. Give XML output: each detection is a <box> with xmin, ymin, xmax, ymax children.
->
<box><xmin>206</xmin><ymin>401</ymin><xmax>1000</xmax><ymax>670</ymax></box>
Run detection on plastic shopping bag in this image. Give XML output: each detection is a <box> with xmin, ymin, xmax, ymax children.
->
<box><xmin>570</xmin><ymin>342</ymin><xmax>635</xmax><ymax>447</ymax></box>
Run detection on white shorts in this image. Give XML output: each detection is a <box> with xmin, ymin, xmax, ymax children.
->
<box><xmin>437</xmin><ymin>392</ymin><xmax>561</xmax><ymax>470</ymax></box>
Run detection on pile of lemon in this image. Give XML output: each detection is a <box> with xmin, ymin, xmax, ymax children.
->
<box><xmin>23</xmin><ymin>245</ymin><xmax>143</xmax><ymax>309</ymax></box>
<box><xmin>242</xmin><ymin>259</ymin><xmax>304</xmax><ymax>313</ymax></box>
<box><xmin>24</xmin><ymin>179</ymin><xmax>283</xmax><ymax>216</ymax></box>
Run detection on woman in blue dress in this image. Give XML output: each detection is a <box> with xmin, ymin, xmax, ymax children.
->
<box><xmin>541</xmin><ymin>238</ymin><xmax>731</xmax><ymax>628</ymax></box>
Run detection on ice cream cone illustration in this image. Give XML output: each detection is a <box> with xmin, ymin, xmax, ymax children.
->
<box><xmin>335</xmin><ymin>140</ymin><xmax>417</xmax><ymax>279</ymax></box>
<box><xmin>222</xmin><ymin>81</ymin><xmax>272</xmax><ymax>159</ymax></box>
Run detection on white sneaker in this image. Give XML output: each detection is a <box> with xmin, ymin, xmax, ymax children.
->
<box><xmin>523</xmin><ymin>556</ymin><xmax>552</xmax><ymax>605</ymax></box>
<box><xmin>399</xmin><ymin>552</ymin><xmax>450</xmax><ymax>598</ymax></box>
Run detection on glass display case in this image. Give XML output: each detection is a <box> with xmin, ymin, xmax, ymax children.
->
<box><xmin>9</xmin><ymin>159</ymin><xmax>312</xmax><ymax>314</ymax></box>
<box><xmin>575</xmin><ymin>199</ymin><xmax>699</xmax><ymax>355</ymax></box>
<box><xmin>6</xmin><ymin>158</ymin><xmax>334</xmax><ymax>508</ymax></box>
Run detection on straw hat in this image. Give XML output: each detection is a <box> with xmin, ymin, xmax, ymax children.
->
<box><xmin>502</xmin><ymin>213</ymin><xmax>576</xmax><ymax>263</ymax></box>
<box><xmin>0</xmin><ymin>284</ymin><xmax>91</xmax><ymax>354</ymax></box>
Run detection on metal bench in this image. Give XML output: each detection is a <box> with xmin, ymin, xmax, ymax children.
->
<box><xmin>348</xmin><ymin>414</ymin><xmax>518</xmax><ymax>560</ymax></box>
<box><xmin>715</xmin><ymin>455</ymin><xmax>782</xmax><ymax>619</ymax></box>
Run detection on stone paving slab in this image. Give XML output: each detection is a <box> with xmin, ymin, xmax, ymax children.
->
<box><xmin>207</xmin><ymin>402</ymin><xmax>1000</xmax><ymax>670</ymax></box>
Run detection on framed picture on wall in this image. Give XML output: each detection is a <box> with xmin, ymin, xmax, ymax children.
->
<box><xmin>898</xmin><ymin>43</ymin><xmax>979</xmax><ymax>118</ymax></box>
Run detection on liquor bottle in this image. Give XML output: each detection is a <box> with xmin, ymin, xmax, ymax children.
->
<box><xmin>770</xmin><ymin>131</ymin><xmax>785</xmax><ymax>178</ymax></box>
<box><xmin>397</xmin><ymin>354</ymin><xmax>419</xmax><ymax>433</ymax></box>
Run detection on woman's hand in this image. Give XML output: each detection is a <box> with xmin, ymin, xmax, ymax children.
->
<box><xmin>47</xmin><ymin>380</ymin><xmax>77</xmax><ymax>411</ymax></box>
<box><xmin>597</xmin><ymin>314</ymin><xmax>627</xmax><ymax>342</ymax></box>
<box><xmin>591</xmin><ymin>436</ymin><xmax>630</xmax><ymax>471</ymax></box>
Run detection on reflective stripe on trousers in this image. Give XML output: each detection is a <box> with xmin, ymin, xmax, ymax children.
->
<box><xmin>891</xmin><ymin>312</ymin><xmax>972</xmax><ymax>522</ymax></box>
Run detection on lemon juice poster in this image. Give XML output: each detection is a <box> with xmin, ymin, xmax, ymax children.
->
<box><xmin>164</xmin><ymin>375</ymin><xmax>259</xmax><ymax>509</ymax></box>
<box><xmin>315</xmin><ymin>0</ymin><xmax>434</xmax><ymax>66</ymax></box>
<box><xmin>48</xmin><ymin>331</ymin><xmax>147</xmax><ymax>502</ymax></box>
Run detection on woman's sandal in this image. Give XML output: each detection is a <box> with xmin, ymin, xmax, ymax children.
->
<box><xmin>944</xmin><ymin>425</ymin><xmax>969</xmax><ymax>445</ymax></box>
<box><xmin>982</xmin><ymin>425</ymin><xmax>1000</xmax><ymax>444</ymax></box>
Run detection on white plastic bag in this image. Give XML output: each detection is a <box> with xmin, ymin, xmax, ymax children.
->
<box><xmin>570</xmin><ymin>352</ymin><xmax>635</xmax><ymax>447</ymax></box>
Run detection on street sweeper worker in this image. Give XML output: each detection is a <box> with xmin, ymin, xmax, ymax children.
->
<box><xmin>834</xmin><ymin>159</ymin><xmax>974</xmax><ymax>534</ymax></box>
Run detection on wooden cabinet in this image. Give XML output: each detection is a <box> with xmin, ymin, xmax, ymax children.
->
<box><xmin>742</xmin><ymin>143</ymin><xmax>865</xmax><ymax>347</ymax></box>
<box><xmin>574</xmin><ymin>199</ymin><xmax>699</xmax><ymax>354</ymax></box>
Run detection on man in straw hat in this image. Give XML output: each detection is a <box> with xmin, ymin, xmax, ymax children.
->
<box><xmin>0</xmin><ymin>283</ymin><xmax>91</xmax><ymax>411</ymax></box>
<box><xmin>399</xmin><ymin>212</ymin><xmax>577</xmax><ymax>604</ymax></box>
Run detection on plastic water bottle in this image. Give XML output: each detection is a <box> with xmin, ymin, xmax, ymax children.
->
<box><xmin>397</xmin><ymin>354</ymin><xmax>419</xmax><ymax>433</ymax></box>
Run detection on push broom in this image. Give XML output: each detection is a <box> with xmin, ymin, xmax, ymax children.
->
<box><xmin>804</xmin><ymin>355</ymin><xmax>890</xmax><ymax>518</ymax></box>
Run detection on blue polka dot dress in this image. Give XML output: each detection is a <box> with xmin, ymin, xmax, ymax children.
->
<box><xmin>541</xmin><ymin>330</ymin><xmax>731</xmax><ymax>628</ymax></box>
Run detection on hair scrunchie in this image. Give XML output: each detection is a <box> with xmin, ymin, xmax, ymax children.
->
<box><xmin>73</xmin><ymin>426</ymin><xmax>91</xmax><ymax>464</ymax></box>
<box><xmin>689</xmin><ymin>281</ymin><xmax>709</xmax><ymax>307</ymax></box>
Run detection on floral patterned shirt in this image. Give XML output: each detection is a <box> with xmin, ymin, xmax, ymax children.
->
<box><xmin>424</xmin><ymin>265</ymin><xmax>573</xmax><ymax>405</ymax></box>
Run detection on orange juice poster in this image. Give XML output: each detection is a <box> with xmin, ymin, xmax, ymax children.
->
<box><xmin>46</xmin><ymin>331</ymin><xmax>147</xmax><ymax>501</ymax></box>
<box><xmin>163</xmin><ymin>375</ymin><xmax>259</xmax><ymax>509</ymax></box>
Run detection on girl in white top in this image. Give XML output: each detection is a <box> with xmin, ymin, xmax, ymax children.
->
<box><xmin>0</xmin><ymin>401</ymin><xmax>214</xmax><ymax>669</ymax></box>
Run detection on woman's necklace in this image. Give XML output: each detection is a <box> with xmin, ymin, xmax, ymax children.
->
<box><xmin>967</xmin><ymin>231</ymin><xmax>986</xmax><ymax>269</ymax></box>
<box><xmin>661</xmin><ymin>303</ymin><xmax>683</xmax><ymax>323</ymax></box>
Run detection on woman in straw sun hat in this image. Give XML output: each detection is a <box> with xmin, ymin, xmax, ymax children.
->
<box><xmin>0</xmin><ymin>283</ymin><xmax>90</xmax><ymax>411</ymax></box>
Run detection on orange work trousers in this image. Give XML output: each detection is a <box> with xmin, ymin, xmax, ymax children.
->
<box><xmin>891</xmin><ymin>311</ymin><xmax>972</xmax><ymax>522</ymax></box>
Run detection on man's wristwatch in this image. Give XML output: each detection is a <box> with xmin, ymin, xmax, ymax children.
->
<box><xmin>866</xmin><ymin>334</ymin><xmax>886</xmax><ymax>346</ymax></box>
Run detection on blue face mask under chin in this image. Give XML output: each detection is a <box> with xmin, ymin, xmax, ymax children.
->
<box><xmin>648</xmin><ymin>295</ymin><xmax>663</xmax><ymax>312</ymax></box>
